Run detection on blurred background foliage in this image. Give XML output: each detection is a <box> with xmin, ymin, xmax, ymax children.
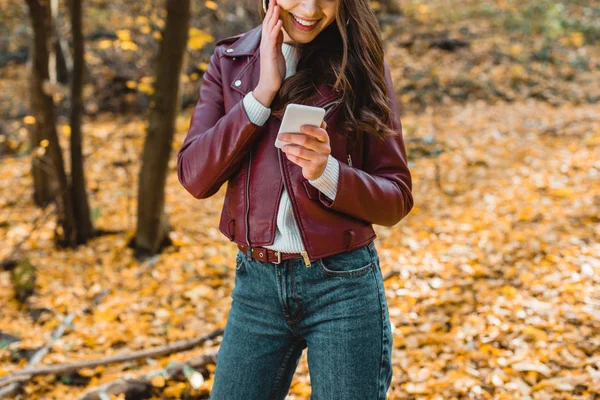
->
<box><xmin>1</xmin><ymin>1</ymin><xmax>599</xmax><ymax>399</ymax></box>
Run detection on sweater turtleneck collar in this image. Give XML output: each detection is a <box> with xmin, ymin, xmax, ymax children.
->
<box><xmin>281</xmin><ymin>42</ymin><xmax>300</xmax><ymax>78</ymax></box>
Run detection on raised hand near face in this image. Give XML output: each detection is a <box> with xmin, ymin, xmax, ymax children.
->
<box><xmin>253</xmin><ymin>0</ymin><xmax>287</xmax><ymax>107</ymax></box>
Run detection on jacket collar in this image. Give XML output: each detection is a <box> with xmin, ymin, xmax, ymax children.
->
<box><xmin>219</xmin><ymin>25</ymin><xmax>262</xmax><ymax>58</ymax></box>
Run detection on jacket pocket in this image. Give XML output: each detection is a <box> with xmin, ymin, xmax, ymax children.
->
<box><xmin>302</xmin><ymin>179</ymin><xmax>319</xmax><ymax>200</ymax></box>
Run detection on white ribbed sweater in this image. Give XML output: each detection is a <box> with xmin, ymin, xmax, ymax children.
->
<box><xmin>241</xmin><ymin>42</ymin><xmax>340</xmax><ymax>253</ymax></box>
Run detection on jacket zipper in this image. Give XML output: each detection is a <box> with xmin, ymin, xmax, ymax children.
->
<box><xmin>321</xmin><ymin>99</ymin><xmax>352</xmax><ymax>167</ymax></box>
<box><xmin>245</xmin><ymin>151</ymin><xmax>251</xmax><ymax>252</ymax></box>
<box><xmin>322</xmin><ymin>100</ymin><xmax>352</xmax><ymax>166</ymax></box>
<box><xmin>277</xmin><ymin>147</ymin><xmax>311</xmax><ymax>267</ymax></box>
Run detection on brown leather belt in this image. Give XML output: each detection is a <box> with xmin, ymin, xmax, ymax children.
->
<box><xmin>237</xmin><ymin>243</ymin><xmax>311</xmax><ymax>266</ymax></box>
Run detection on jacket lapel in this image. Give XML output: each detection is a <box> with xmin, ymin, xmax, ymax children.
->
<box><xmin>217</xmin><ymin>25</ymin><xmax>262</xmax><ymax>97</ymax></box>
<box><xmin>218</xmin><ymin>25</ymin><xmax>261</xmax><ymax>57</ymax></box>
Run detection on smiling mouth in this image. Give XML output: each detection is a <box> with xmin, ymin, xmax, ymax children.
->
<box><xmin>290</xmin><ymin>13</ymin><xmax>321</xmax><ymax>26</ymax></box>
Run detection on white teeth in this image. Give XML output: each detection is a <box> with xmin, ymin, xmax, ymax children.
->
<box><xmin>292</xmin><ymin>14</ymin><xmax>318</xmax><ymax>26</ymax></box>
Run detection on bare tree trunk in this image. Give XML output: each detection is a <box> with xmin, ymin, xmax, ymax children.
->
<box><xmin>26</xmin><ymin>0</ymin><xmax>77</xmax><ymax>247</ymax></box>
<box><xmin>27</xmin><ymin>4</ymin><xmax>54</xmax><ymax>207</ymax></box>
<box><xmin>50</xmin><ymin>0</ymin><xmax>71</xmax><ymax>84</ymax></box>
<box><xmin>68</xmin><ymin>0</ymin><xmax>94</xmax><ymax>243</ymax></box>
<box><xmin>135</xmin><ymin>0</ymin><xmax>191</xmax><ymax>256</ymax></box>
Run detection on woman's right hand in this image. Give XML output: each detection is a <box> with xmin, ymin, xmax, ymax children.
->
<box><xmin>253</xmin><ymin>0</ymin><xmax>286</xmax><ymax>106</ymax></box>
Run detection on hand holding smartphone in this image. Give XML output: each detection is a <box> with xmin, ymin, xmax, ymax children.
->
<box><xmin>275</xmin><ymin>104</ymin><xmax>326</xmax><ymax>148</ymax></box>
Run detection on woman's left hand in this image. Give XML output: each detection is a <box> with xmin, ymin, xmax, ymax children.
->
<box><xmin>279</xmin><ymin>120</ymin><xmax>330</xmax><ymax>180</ymax></box>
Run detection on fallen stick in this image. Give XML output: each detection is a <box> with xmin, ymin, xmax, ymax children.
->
<box><xmin>0</xmin><ymin>328</ymin><xmax>224</xmax><ymax>388</ymax></box>
<box><xmin>0</xmin><ymin>288</ymin><xmax>109</xmax><ymax>397</ymax></box>
<box><xmin>77</xmin><ymin>351</ymin><xmax>218</xmax><ymax>400</ymax></box>
<box><xmin>0</xmin><ymin>312</ymin><xmax>76</xmax><ymax>398</ymax></box>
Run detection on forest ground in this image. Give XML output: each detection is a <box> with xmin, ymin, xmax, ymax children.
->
<box><xmin>1</xmin><ymin>0</ymin><xmax>599</xmax><ymax>399</ymax></box>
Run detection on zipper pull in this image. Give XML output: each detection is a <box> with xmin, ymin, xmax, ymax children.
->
<box><xmin>300</xmin><ymin>251</ymin><xmax>311</xmax><ymax>267</ymax></box>
<box><xmin>347</xmin><ymin>154</ymin><xmax>353</xmax><ymax>167</ymax></box>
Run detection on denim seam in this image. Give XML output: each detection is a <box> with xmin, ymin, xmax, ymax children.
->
<box><xmin>268</xmin><ymin>338</ymin><xmax>305</xmax><ymax>400</ymax></box>
<box><xmin>293</xmin><ymin>258</ymin><xmax>305</xmax><ymax>308</ymax></box>
<box><xmin>317</xmin><ymin>260</ymin><xmax>374</xmax><ymax>278</ymax></box>
<box><xmin>274</xmin><ymin>264</ymin><xmax>289</xmax><ymax>319</ymax></box>
<box><xmin>367</xmin><ymin>240</ymin><xmax>378</xmax><ymax>264</ymax></box>
<box><xmin>287</xmin><ymin>262</ymin><xmax>304</xmax><ymax>325</ymax></box>
<box><xmin>316</xmin><ymin>241</ymin><xmax>377</xmax><ymax>278</ymax></box>
<box><xmin>372</xmin><ymin>264</ymin><xmax>387</xmax><ymax>399</ymax></box>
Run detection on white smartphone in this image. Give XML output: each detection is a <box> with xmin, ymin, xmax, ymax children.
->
<box><xmin>275</xmin><ymin>103</ymin><xmax>326</xmax><ymax>149</ymax></box>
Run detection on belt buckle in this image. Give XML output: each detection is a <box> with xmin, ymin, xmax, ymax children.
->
<box><xmin>271</xmin><ymin>250</ymin><xmax>282</xmax><ymax>264</ymax></box>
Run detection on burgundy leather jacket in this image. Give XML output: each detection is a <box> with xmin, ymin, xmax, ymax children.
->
<box><xmin>177</xmin><ymin>25</ymin><xmax>413</xmax><ymax>262</ymax></box>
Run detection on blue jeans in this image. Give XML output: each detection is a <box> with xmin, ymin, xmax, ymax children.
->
<box><xmin>210</xmin><ymin>241</ymin><xmax>393</xmax><ymax>399</ymax></box>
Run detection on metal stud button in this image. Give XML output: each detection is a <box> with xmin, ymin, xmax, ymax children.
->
<box><xmin>234</xmin><ymin>80</ymin><xmax>242</xmax><ymax>87</ymax></box>
<box><xmin>259</xmin><ymin>252</ymin><xmax>263</xmax><ymax>257</ymax></box>
<box><xmin>226</xmin><ymin>48</ymin><xmax>234</xmax><ymax>53</ymax></box>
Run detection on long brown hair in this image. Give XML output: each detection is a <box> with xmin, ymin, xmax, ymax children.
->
<box><xmin>258</xmin><ymin>0</ymin><xmax>397</xmax><ymax>142</ymax></box>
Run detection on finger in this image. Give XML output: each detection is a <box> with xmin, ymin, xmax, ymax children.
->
<box><xmin>263</xmin><ymin>2</ymin><xmax>274</xmax><ymax>33</ymax></box>
<box><xmin>321</xmin><ymin>120</ymin><xmax>327</xmax><ymax>130</ymax></box>
<box><xmin>270</xmin><ymin>19</ymin><xmax>282</xmax><ymax>39</ymax></box>
<box><xmin>300</xmin><ymin>125</ymin><xmax>329</xmax><ymax>143</ymax></box>
<box><xmin>262</xmin><ymin>8</ymin><xmax>273</xmax><ymax>36</ymax></box>
<box><xmin>272</xmin><ymin>5</ymin><xmax>282</xmax><ymax>31</ymax></box>
<box><xmin>282</xmin><ymin>145</ymin><xmax>317</xmax><ymax>162</ymax></box>
<box><xmin>281</xmin><ymin>134</ymin><xmax>328</xmax><ymax>154</ymax></box>
<box><xmin>268</xmin><ymin>2</ymin><xmax>279</xmax><ymax>29</ymax></box>
<box><xmin>284</xmin><ymin>153</ymin><xmax>310</xmax><ymax>169</ymax></box>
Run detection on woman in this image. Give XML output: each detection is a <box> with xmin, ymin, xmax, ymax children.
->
<box><xmin>177</xmin><ymin>0</ymin><xmax>414</xmax><ymax>398</ymax></box>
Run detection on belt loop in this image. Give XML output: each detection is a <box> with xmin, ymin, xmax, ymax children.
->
<box><xmin>367</xmin><ymin>240</ymin><xmax>376</xmax><ymax>261</ymax></box>
<box><xmin>246</xmin><ymin>246</ymin><xmax>253</xmax><ymax>261</ymax></box>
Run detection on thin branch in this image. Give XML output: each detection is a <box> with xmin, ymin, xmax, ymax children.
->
<box><xmin>77</xmin><ymin>351</ymin><xmax>218</xmax><ymax>400</ymax></box>
<box><xmin>0</xmin><ymin>312</ymin><xmax>76</xmax><ymax>398</ymax></box>
<box><xmin>0</xmin><ymin>328</ymin><xmax>223</xmax><ymax>387</ymax></box>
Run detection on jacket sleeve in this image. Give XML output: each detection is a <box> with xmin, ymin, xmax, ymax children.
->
<box><xmin>177</xmin><ymin>46</ymin><xmax>264</xmax><ymax>199</ymax></box>
<box><xmin>315</xmin><ymin>59</ymin><xmax>414</xmax><ymax>227</ymax></box>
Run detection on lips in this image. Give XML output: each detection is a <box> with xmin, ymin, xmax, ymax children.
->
<box><xmin>290</xmin><ymin>13</ymin><xmax>321</xmax><ymax>31</ymax></box>
<box><xmin>291</xmin><ymin>14</ymin><xmax>319</xmax><ymax>25</ymax></box>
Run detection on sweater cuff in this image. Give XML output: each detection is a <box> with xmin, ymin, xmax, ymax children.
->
<box><xmin>243</xmin><ymin>91</ymin><xmax>271</xmax><ymax>126</ymax></box>
<box><xmin>308</xmin><ymin>154</ymin><xmax>339</xmax><ymax>200</ymax></box>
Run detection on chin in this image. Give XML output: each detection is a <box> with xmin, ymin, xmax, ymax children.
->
<box><xmin>288</xmin><ymin>35</ymin><xmax>313</xmax><ymax>44</ymax></box>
